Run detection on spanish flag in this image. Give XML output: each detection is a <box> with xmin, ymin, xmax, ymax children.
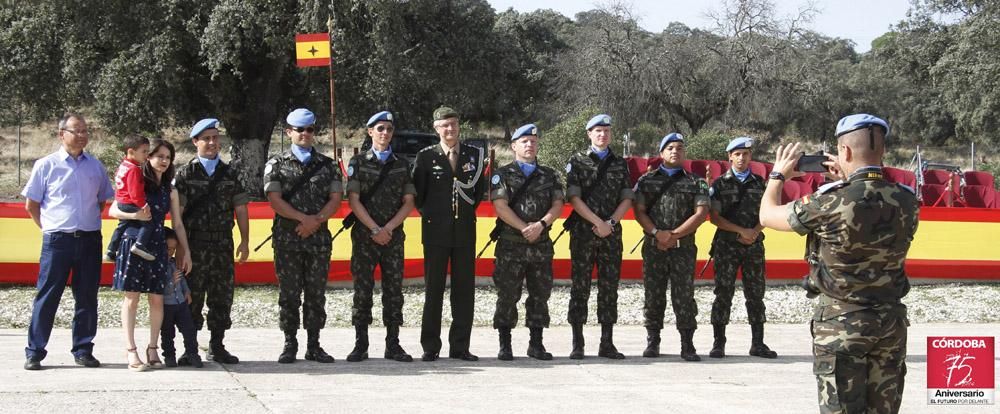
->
<box><xmin>295</xmin><ymin>33</ymin><xmax>330</xmax><ymax>67</ymax></box>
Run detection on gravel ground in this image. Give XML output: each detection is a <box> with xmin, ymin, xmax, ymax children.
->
<box><xmin>1</xmin><ymin>282</ymin><xmax>997</xmax><ymax>329</ymax></box>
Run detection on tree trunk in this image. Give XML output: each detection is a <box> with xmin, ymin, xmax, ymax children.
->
<box><xmin>229</xmin><ymin>129</ymin><xmax>271</xmax><ymax>201</ymax></box>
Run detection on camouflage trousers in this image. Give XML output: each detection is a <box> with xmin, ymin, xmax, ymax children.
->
<box><xmin>349</xmin><ymin>235</ymin><xmax>405</xmax><ymax>327</ymax></box>
<box><xmin>186</xmin><ymin>239</ymin><xmax>235</xmax><ymax>331</ymax></box>
<box><xmin>642</xmin><ymin>241</ymin><xmax>698</xmax><ymax>330</ymax></box>
<box><xmin>710</xmin><ymin>240</ymin><xmax>767</xmax><ymax>325</ymax></box>
<box><xmin>567</xmin><ymin>229</ymin><xmax>623</xmax><ymax>325</ymax></box>
<box><xmin>274</xmin><ymin>247</ymin><xmax>331</xmax><ymax>332</ymax></box>
<box><xmin>492</xmin><ymin>240</ymin><xmax>554</xmax><ymax>329</ymax></box>
<box><xmin>811</xmin><ymin>302</ymin><xmax>908</xmax><ymax>414</ymax></box>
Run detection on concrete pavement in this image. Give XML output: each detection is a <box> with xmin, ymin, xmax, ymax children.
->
<box><xmin>1</xmin><ymin>324</ymin><xmax>997</xmax><ymax>413</ymax></box>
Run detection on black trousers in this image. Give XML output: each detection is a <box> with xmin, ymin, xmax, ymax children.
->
<box><xmin>420</xmin><ymin>244</ymin><xmax>476</xmax><ymax>354</ymax></box>
<box><xmin>161</xmin><ymin>303</ymin><xmax>198</xmax><ymax>356</ymax></box>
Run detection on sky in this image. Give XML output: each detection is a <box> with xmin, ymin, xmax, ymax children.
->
<box><xmin>486</xmin><ymin>0</ymin><xmax>916</xmax><ymax>52</ymax></box>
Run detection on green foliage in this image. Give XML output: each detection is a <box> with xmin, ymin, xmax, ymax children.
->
<box><xmin>978</xmin><ymin>161</ymin><xmax>1000</xmax><ymax>190</ymax></box>
<box><xmin>536</xmin><ymin>109</ymin><xmax>595</xmax><ymax>176</ymax></box>
<box><xmin>684</xmin><ymin>129</ymin><xmax>732</xmax><ymax>161</ymax></box>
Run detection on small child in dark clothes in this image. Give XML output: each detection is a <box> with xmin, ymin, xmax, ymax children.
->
<box><xmin>107</xmin><ymin>134</ymin><xmax>156</xmax><ymax>261</ymax></box>
<box><xmin>160</xmin><ymin>227</ymin><xmax>202</xmax><ymax>368</ymax></box>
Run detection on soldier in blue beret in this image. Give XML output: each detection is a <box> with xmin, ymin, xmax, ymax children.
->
<box><xmin>634</xmin><ymin>131</ymin><xmax>709</xmax><ymax>361</ymax></box>
<box><xmin>344</xmin><ymin>111</ymin><xmax>416</xmax><ymax>363</ymax></box>
<box><xmin>172</xmin><ymin>116</ymin><xmax>251</xmax><ymax>366</ymax></box>
<box><xmin>264</xmin><ymin>107</ymin><xmax>343</xmax><ymax>364</ymax></box>
<box><xmin>760</xmin><ymin>114</ymin><xmax>917</xmax><ymax>413</ymax></box>
<box><xmin>564</xmin><ymin>113</ymin><xmax>634</xmax><ymax>360</ymax></box>
<box><xmin>707</xmin><ymin>136</ymin><xmax>777</xmax><ymax>360</ymax></box>
<box><xmin>490</xmin><ymin>123</ymin><xmax>564</xmax><ymax>361</ymax></box>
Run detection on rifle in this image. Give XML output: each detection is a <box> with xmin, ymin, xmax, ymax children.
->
<box><xmin>331</xmin><ymin>158</ymin><xmax>397</xmax><ymax>242</ymax></box>
<box><xmin>628</xmin><ymin>173</ymin><xmax>680</xmax><ymax>254</ymax></box>
<box><xmin>253</xmin><ymin>158</ymin><xmax>333</xmax><ymax>252</ymax></box>
<box><xmin>476</xmin><ymin>169</ymin><xmax>542</xmax><ymax>258</ymax></box>
<box><xmin>553</xmin><ymin>153</ymin><xmax>615</xmax><ymax>244</ymax></box>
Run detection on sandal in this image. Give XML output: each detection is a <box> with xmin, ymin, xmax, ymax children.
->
<box><xmin>127</xmin><ymin>347</ymin><xmax>148</xmax><ymax>372</ymax></box>
<box><xmin>146</xmin><ymin>345</ymin><xmax>164</xmax><ymax>369</ymax></box>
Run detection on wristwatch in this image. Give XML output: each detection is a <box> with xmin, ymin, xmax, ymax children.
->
<box><xmin>371</xmin><ymin>226</ymin><xmax>382</xmax><ymax>235</ymax></box>
<box><xmin>768</xmin><ymin>171</ymin><xmax>786</xmax><ymax>181</ymax></box>
<box><xmin>651</xmin><ymin>228</ymin><xmax>659</xmax><ymax>236</ymax></box>
<box><xmin>606</xmin><ymin>218</ymin><xmax>617</xmax><ymax>227</ymax></box>
<box><xmin>539</xmin><ymin>218</ymin><xmax>549</xmax><ymax>228</ymax></box>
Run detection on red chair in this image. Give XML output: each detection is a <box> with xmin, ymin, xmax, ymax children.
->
<box><xmin>648</xmin><ymin>157</ymin><xmax>663</xmax><ymax>171</ymax></box>
<box><xmin>681</xmin><ymin>159</ymin><xmax>694</xmax><ymax>175</ymax></box>
<box><xmin>688</xmin><ymin>160</ymin><xmax>724</xmax><ymax>180</ymax></box>
<box><xmin>923</xmin><ymin>170</ymin><xmax>952</xmax><ymax>185</ymax></box>
<box><xmin>964</xmin><ymin>171</ymin><xmax>995</xmax><ymax>188</ymax></box>
<box><xmin>626</xmin><ymin>157</ymin><xmax>649</xmax><ymax>186</ymax></box>
<box><xmin>962</xmin><ymin>185</ymin><xmax>997</xmax><ymax>208</ymax></box>
<box><xmin>921</xmin><ymin>184</ymin><xmax>949</xmax><ymax>206</ymax></box>
<box><xmin>780</xmin><ymin>181</ymin><xmax>803</xmax><ymax>204</ymax></box>
<box><xmin>716</xmin><ymin>160</ymin><xmax>731</xmax><ymax>176</ymax></box>
<box><xmin>792</xmin><ymin>173</ymin><xmax>826</xmax><ymax>192</ymax></box>
<box><xmin>883</xmin><ymin>167</ymin><xmax>917</xmax><ymax>188</ymax></box>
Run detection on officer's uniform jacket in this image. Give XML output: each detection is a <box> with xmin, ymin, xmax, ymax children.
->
<box><xmin>262</xmin><ymin>149</ymin><xmax>343</xmax><ymax>251</ymax></box>
<box><xmin>412</xmin><ymin>141</ymin><xmax>487</xmax><ymax>247</ymax></box>
<box><xmin>635</xmin><ymin>168</ymin><xmax>710</xmax><ymax>247</ymax></box>
<box><xmin>174</xmin><ymin>158</ymin><xmax>249</xmax><ymax>241</ymax></box>
<box><xmin>490</xmin><ymin>162</ymin><xmax>563</xmax><ymax>245</ymax></box>
<box><xmin>787</xmin><ymin>166</ymin><xmax>919</xmax><ymax>316</ymax></box>
<box><xmin>709</xmin><ymin>168</ymin><xmax>765</xmax><ymax>246</ymax></box>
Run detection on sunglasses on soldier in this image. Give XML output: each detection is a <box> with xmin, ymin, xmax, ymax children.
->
<box><xmin>291</xmin><ymin>126</ymin><xmax>315</xmax><ymax>133</ymax></box>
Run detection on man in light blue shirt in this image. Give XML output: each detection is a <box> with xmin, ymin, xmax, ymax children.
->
<box><xmin>21</xmin><ymin>113</ymin><xmax>115</xmax><ymax>370</ymax></box>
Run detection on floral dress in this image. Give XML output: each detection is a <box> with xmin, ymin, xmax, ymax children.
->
<box><xmin>112</xmin><ymin>183</ymin><xmax>169</xmax><ymax>294</ymax></box>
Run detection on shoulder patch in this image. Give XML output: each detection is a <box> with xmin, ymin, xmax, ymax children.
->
<box><xmin>816</xmin><ymin>180</ymin><xmax>846</xmax><ymax>195</ymax></box>
<box><xmin>708</xmin><ymin>187</ymin><xmax>715</xmax><ymax>197</ymax></box>
<box><xmin>491</xmin><ymin>174</ymin><xmax>501</xmax><ymax>185</ymax></box>
<box><xmin>800</xmin><ymin>194</ymin><xmax>812</xmax><ymax>205</ymax></box>
<box><xmin>565</xmin><ymin>163</ymin><xmax>572</xmax><ymax>173</ymax></box>
<box><xmin>263</xmin><ymin>163</ymin><xmax>273</xmax><ymax>175</ymax></box>
<box><xmin>898</xmin><ymin>183</ymin><xmax>916</xmax><ymax>195</ymax></box>
<box><xmin>347</xmin><ymin>165</ymin><xmax>355</xmax><ymax>177</ymax></box>
<box><xmin>699</xmin><ymin>180</ymin><xmax>709</xmax><ymax>190</ymax></box>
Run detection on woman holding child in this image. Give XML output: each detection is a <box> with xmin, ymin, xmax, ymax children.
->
<box><xmin>109</xmin><ymin>139</ymin><xmax>192</xmax><ymax>371</ymax></box>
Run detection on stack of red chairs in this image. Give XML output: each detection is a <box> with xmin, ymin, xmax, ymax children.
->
<box><xmin>882</xmin><ymin>167</ymin><xmax>917</xmax><ymax>188</ymax></box>
<box><xmin>921</xmin><ymin>170</ymin><xmax>961</xmax><ymax>207</ymax></box>
<box><xmin>962</xmin><ymin>171</ymin><xmax>997</xmax><ymax>208</ymax></box>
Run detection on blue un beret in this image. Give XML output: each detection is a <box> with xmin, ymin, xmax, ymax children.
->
<box><xmin>367</xmin><ymin>111</ymin><xmax>394</xmax><ymax>127</ymax></box>
<box><xmin>189</xmin><ymin>118</ymin><xmax>219</xmax><ymax>138</ymax></box>
<box><xmin>586</xmin><ymin>114</ymin><xmax>612</xmax><ymax>131</ymax></box>
<box><xmin>511</xmin><ymin>123</ymin><xmax>539</xmax><ymax>141</ymax></box>
<box><xmin>726</xmin><ymin>137</ymin><xmax>753</xmax><ymax>152</ymax></box>
<box><xmin>286</xmin><ymin>108</ymin><xmax>316</xmax><ymax>128</ymax></box>
<box><xmin>658</xmin><ymin>133</ymin><xmax>684</xmax><ymax>152</ymax></box>
<box><xmin>835</xmin><ymin>113</ymin><xmax>889</xmax><ymax>138</ymax></box>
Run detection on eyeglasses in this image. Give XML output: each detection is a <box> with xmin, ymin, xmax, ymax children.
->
<box><xmin>375</xmin><ymin>125</ymin><xmax>394</xmax><ymax>133</ymax></box>
<box><xmin>292</xmin><ymin>126</ymin><xmax>315</xmax><ymax>133</ymax></box>
<box><xmin>61</xmin><ymin>128</ymin><xmax>89</xmax><ymax>136</ymax></box>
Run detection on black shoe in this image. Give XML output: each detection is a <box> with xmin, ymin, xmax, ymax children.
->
<box><xmin>526</xmin><ymin>327</ymin><xmax>552</xmax><ymax>361</ymax></box>
<box><xmin>383</xmin><ymin>325</ymin><xmax>411</xmax><ymax>362</ymax></box>
<box><xmin>498</xmin><ymin>328</ymin><xmax>514</xmax><ymax>361</ymax></box>
<box><xmin>130</xmin><ymin>244</ymin><xmax>155</xmax><ymax>261</ymax></box>
<box><xmin>105</xmin><ymin>251</ymin><xmax>117</xmax><ymax>262</ymax></box>
<box><xmin>679</xmin><ymin>329</ymin><xmax>701</xmax><ymax>362</ymax></box>
<box><xmin>164</xmin><ymin>354</ymin><xmax>178</xmax><ymax>368</ymax></box>
<box><xmin>710</xmin><ymin>324</ymin><xmax>726</xmax><ymax>358</ymax></box>
<box><xmin>749</xmin><ymin>343</ymin><xmax>778</xmax><ymax>359</ymax></box>
<box><xmin>179</xmin><ymin>353</ymin><xmax>204</xmax><ymax>368</ymax></box>
<box><xmin>347</xmin><ymin>325</ymin><xmax>369</xmax><ymax>362</ymax></box>
<box><xmin>74</xmin><ymin>354</ymin><xmax>101</xmax><ymax>368</ymax></box>
<box><xmin>598</xmin><ymin>324</ymin><xmax>625</xmax><ymax>359</ymax></box>
<box><xmin>569</xmin><ymin>324</ymin><xmax>585</xmax><ymax>360</ymax></box>
<box><xmin>24</xmin><ymin>358</ymin><xmax>41</xmax><ymax>371</ymax></box>
<box><xmin>304</xmin><ymin>347</ymin><xmax>336</xmax><ymax>363</ymax></box>
<box><xmin>448</xmin><ymin>350</ymin><xmax>479</xmax><ymax>361</ymax></box>
<box><xmin>421</xmin><ymin>352</ymin><xmax>439</xmax><ymax>362</ymax></box>
<box><xmin>642</xmin><ymin>328</ymin><xmax>661</xmax><ymax>358</ymax></box>
<box><xmin>278</xmin><ymin>337</ymin><xmax>297</xmax><ymax>364</ymax></box>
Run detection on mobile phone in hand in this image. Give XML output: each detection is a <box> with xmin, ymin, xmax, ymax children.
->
<box><xmin>796</xmin><ymin>153</ymin><xmax>828</xmax><ymax>173</ymax></box>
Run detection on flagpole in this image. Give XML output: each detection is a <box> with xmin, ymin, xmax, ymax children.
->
<box><xmin>327</xmin><ymin>18</ymin><xmax>337</xmax><ymax>158</ymax></box>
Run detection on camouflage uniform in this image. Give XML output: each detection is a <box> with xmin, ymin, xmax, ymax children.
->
<box><xmin>635</xmin><ymin>168</ymin><xmax>709</xmax><ymax>330</ymax></box>
<box><xmin>173</xmin><ymin>158</ymin><xmax>248</xmax><ymax>333</ymax></box>
<box><xmin>263</xmin><ymin>149</ymin><xmax>342</xmax><ymax>332</ymax></box>
<box><xmin>787</xmin><ymin>166</ymin><xmax>918</xmax><ymax>414</ymax></box>
<box><xmin>709</xmin><ymin>169</ymin><xmax>767</xmax><ymax>326</ymax></box>
<box><xmin>490</xmin><ymin>162</ymin><xmax>563</xmax><ymax>329</ymax></box>
<box><xmin>346</xmin><ymin>151</ymin><xmax>414</xmax><ymax>327</ymax></box>
<box><xmin>565</xmin><ymin>149</ymin><xmax>633</xmax><ymax>325</ymax></box>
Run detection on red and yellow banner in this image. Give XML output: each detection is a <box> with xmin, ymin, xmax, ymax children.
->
<box><xmin>1</xmin><ymin>202</ymin><xmax>999</xmax><ymax>285</ymax></box>
<box><xmin>295</xmin><ymin>33</ymin><xmax>330</xmax><ymax>67</ymax></box>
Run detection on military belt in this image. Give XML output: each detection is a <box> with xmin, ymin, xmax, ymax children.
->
<box><xmin>187</xmin><ymin>230</ymin><xmax>232</xmax><ymax>242</ymax></box>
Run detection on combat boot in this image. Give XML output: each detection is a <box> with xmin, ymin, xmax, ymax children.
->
<box><xmin>304</xmin><ymin>328</ymin><xmax>335</xmax><ymax>363</ymax></box>
<box><xmin>278</xmin><ymin>330</ymin><xmax>297</xmax><ymax>364</ymax></box>
<box><xmin>384</xmin><ymin>325</ymin><xmax>412</xmax><ymax>362</ymax></box>
<box><xmin>597</xmin><ymin>323</ymin><xmax>625</xmax><ymax>359</ymax></box>
<box><xmin>709</xmin><ymin>323</ymin><xmax>727</xmax><ymax>358</ymax></box>
<box><xmin>568</xmin><ymin>323</ymin><xmax>585</xmax><ymax>360</ymax></box>
<box><xmin>347</xmin><ymin>325</ymin><xmax>369</xmax><ymax>362</ymax></box>
<box><xmin>749</xmin><ymin>323</ymin><xmax>778</xmax><ymax>359</ymax></box>
<box><xmin>527</xmin><ymin>327</ymin><xmax>553</xmax><ymax>361</ymax></box>
<box><xmin>208</xmin><ymin>330</ymin><xmax>240</xmax><ymax>364</ymax></box>
<box><xmin>642</xmin><ymin>328</ymin><xmax>661</xmax><ymax>358</ymax></box>
<box><xmin>497</xmin><ymin>327</ymin><xmax>514</xmax><ymax>361</ymax></box>
<box><xmin>679</xmin><ymin>328</ymin><xmax>701</xmax><ymax>362</ymax></box>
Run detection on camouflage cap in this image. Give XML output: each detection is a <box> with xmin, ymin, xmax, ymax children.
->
<box><xmin>433</xmin><ymin>106</ymin><xmax>459</xmax><ymax>121</ymax></box>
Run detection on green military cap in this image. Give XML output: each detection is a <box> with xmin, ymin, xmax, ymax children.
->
<box><xmin>433</xmin><ymin>106</ymin><xmax>459</xmax><ymax>121</ymax></box>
